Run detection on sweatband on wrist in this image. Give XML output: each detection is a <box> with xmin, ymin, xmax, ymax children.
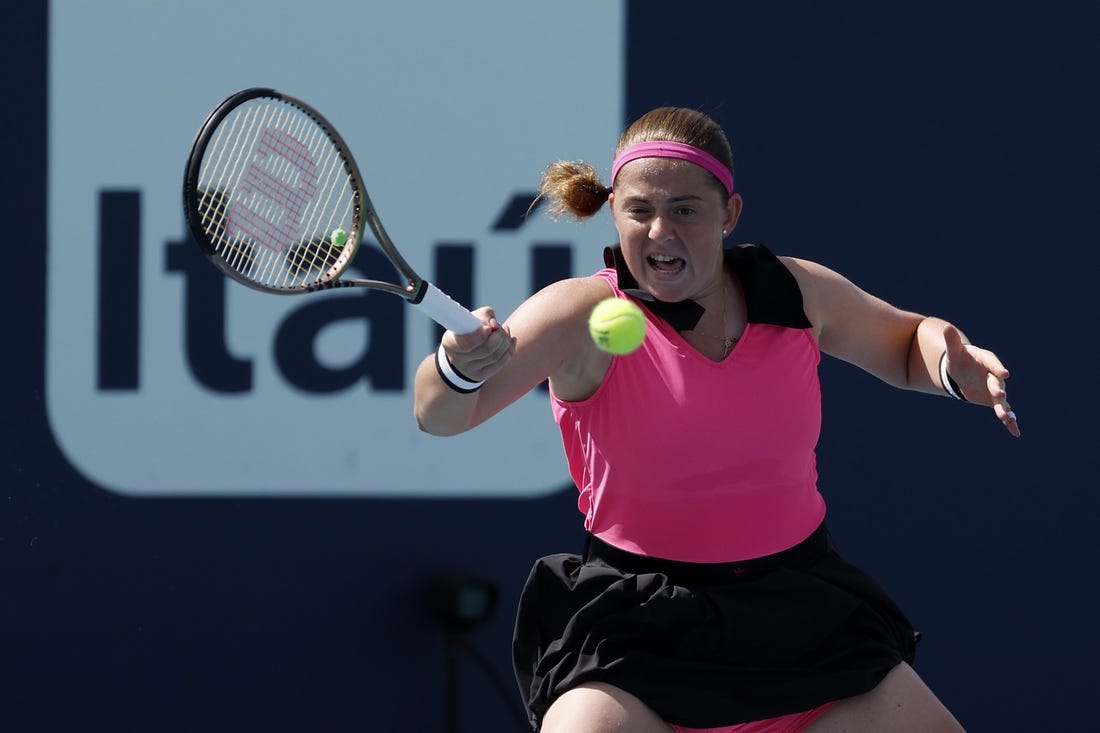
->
<box><xmin>435</xmin><ymin>343</ymin><xmax>485</xmax><ymax>393</ymax></box>
<box><xmin>938</xmin><ymin>350</ymin><xmax>968</xmax><ymax>402</ymax></box>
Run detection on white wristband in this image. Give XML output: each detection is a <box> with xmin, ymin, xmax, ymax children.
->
<box><xmin>938</xmin><ymin>350</ymin><xmax>967</xmax><ymax>401</ymax></box>
<box><xmin>435</xmin><ymin>344</ymin><xmax>485</xmax><ymax>393</ymax></box>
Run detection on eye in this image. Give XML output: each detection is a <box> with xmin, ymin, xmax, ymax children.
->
<box><xmin>674</xmin><ymin>206</ymin><xmax>696</xmax><ymax>216</ymax></box>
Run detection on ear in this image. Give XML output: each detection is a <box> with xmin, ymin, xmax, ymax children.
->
<box><xmin>723</xmin><ymin>193</ymin><xmax>744</xmax><ymax>234</ymax></box>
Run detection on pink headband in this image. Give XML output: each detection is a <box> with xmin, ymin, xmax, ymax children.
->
<box><xmin>611</xmin><ymin>140</ymin><xmax>734</xmax><ymax>195</ymax></box>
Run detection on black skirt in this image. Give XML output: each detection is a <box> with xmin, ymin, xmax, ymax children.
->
<box><xmin>512</xmin><ymin>522</ymin><xmax>918</xmax><ymax>730</ymax></box>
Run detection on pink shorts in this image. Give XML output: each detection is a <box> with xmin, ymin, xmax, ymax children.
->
<box><xmin>671</xmin><ymin>701</ymin><xmax>836</xmax><ymax>733</ymax></box>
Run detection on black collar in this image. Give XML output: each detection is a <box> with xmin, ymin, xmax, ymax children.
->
<box><xmin>602</xmin><ymin>245</ymin><xmax>707</xmax><ymax>330</ymax></box>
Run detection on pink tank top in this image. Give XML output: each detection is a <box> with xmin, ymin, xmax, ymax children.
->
<box><xmin>551</xmin><ymin>250</ymin><xmax>826</xmax><ymax>563</ymax></box>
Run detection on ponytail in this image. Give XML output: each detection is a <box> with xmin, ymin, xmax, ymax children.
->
<box><xmin>536</xmin><ymin>161</ymin><xmax>612</xmax><ymax>220</ymax></box>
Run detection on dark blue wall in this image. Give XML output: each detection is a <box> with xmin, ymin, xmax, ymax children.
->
<box><xmin>4</xmin><ymin>2</ymin><xmax>1096</xmax><ymax>730</ymax></box>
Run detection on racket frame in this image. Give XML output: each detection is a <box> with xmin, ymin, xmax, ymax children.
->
<box><xmin>183</xmin><ymin>88</ymin><xmax>481</xmax><ymax>333</ymax></box>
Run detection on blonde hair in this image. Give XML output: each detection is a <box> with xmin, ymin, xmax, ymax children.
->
<box><xmin>537</xmin><ymin>107</ymin><xmax>734</xmax><ymax>221</ymax></box>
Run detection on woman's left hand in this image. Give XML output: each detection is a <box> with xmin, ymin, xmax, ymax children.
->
<box><xmin>943</xmin><ymin>324</ymin><xmax>1020</xmax><ymax>437</ymax></box>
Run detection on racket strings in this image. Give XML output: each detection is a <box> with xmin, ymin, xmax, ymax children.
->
<box><xmin>242</xmin><ymin>102</ymin><xmax>319</xmax><ymax>287</ymax></box>
<box><xmin>196</xmin><ymin>97</ymin><xmax>359</xmax><ymax>290</ymax></box>
<box><xmin>284</xmin><ymin>111</ymin><xmax>356</xmax><ymax>283</ymax></box>
<box><xmin>199</xmin><ymin>101</ymin><xmax>271</xmax><ymax>277</ymax></box>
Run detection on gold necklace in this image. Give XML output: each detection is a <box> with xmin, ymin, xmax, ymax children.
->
<box><xmin>690</xmin><ymin>284</ymin><xmax>737</xmax><ymax>357</ymax></box>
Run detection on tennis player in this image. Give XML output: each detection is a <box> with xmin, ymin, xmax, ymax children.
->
<box><xmin>414</xmin><ymin>106</ymin><xmax>1017</xmax><ymax>733</ymax></box>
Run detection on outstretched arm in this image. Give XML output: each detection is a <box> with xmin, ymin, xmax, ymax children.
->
<box><xmin>784</xmin><ymin>257</ymin><xmax>1019</xmax><ymax>437</ymax></box>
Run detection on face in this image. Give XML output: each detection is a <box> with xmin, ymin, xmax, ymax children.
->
<box><xmin>609</xmin><ymin>158</ymin><xmax>743</xmax><ymax>304</ymax></box>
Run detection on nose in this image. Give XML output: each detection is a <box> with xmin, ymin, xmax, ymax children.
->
<box><xmin>649</xmin><ymin>214</ymin><xmax>674</xmax><ymax>242</ymax></box>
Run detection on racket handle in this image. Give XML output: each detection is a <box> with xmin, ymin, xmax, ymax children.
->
<box><xmin>414</xmin><ymin>282</ymin><xmax>483</xmax><ymax>334</ymax></box>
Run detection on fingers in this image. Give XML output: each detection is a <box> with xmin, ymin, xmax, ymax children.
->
<box><xmin>445</xmin><ymin>307</ymin><xmax>499</xmax><ymax>349</ymax></box>
<box><xmin>993</xmin><ymin>400</ymin><xmax>1021</xmax><ymax>437</ymax></box>
<box><xmin>440</xmin><ymin>307</ymin><xmax>516</xmax><ymax>382</ymax></box>
<box><xmin>980</xmin><ymin>363</ymin><xmax>1020</xmax><ymax>437</ymax></box>
<box><xmin>965</xmin><ymin>343</ymin><xmax>1009</xmax><ymax>381</ymax></box>
<box><xmin>984</xmin><ymin>370</ymin><xmax>1007</xmax><ymax>402</ymax></box>
<box><xmin>945</xmin><ymin>326</ymin><xmax>1019</xmax><ymax>437</ymax></box>
<box><xmin>942</xmin><ymin>323</ymin><xmax>966</xmax><ymax>353</ymax></box>
<box><xmin>458</xmin><ymin>326</ymin><xmax>517</xmax><ymax>380</ymax></box>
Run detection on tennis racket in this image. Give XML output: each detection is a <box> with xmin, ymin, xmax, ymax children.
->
<box><xmin>182</xmin><ymin>87</ymin><xmax>482</xmax><ymax>334</ymax></box>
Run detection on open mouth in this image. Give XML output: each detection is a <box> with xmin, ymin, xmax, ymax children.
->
<box><xmin>647</xmin><ymin>254</ymin><xmax>685</xmax><ymax>274</ymax></box>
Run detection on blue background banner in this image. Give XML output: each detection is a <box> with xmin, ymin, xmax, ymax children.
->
<box><xmin>4</xmin><ymin>2</ymin><xmax>1097</xmax><ymax>730</ymax></box>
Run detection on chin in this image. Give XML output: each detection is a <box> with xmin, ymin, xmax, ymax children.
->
<box><xmin>644</xmin><ymin>281</ymin><xmax>693</xmax><ymax>303</ymax></box>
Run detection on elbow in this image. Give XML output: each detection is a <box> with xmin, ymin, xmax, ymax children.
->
<box><xmin>413</xmin><ymin>406</ymin><xmax>469</xmax><ymax>437</ymax></box>
<box><xmin>414</xmin><ymin>418</ymin><xmax>452</xmax><ymax>437</ymax></box>
<box><xmin>414</xmin><ymin>409</ymin><xmax>447</xmax><ymax>437</ymax></box>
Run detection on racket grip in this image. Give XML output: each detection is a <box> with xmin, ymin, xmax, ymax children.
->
<box><xmin>414</xmin><ymin>282</ymin><xmax>483</xmax><ymax>334</ymax></box>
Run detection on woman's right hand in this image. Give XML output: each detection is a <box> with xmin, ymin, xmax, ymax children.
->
<box><xmin>416</xmin><ymin>277</ymin><xmax>612</xmax><ymax>435</ymax></box>
<box><xmin>440</xmin><ymin>306</ymin><xmax>516</xmax><ymax>384</ymax></box>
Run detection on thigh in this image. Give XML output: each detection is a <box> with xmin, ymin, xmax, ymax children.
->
<box><xmin>541</xmin><ymin>682</ymin><xmax>676</xmax><ymax>733</ymax></box>
<box><xmin>803</xmin><ymin>663</ymin><xmax>965</xmax><ymax>733</ymax></box>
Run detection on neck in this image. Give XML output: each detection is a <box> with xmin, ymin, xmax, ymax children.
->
<box><xmin>699</xmin><ymin>272</ymin><xmax>728</xmax><ymax>331</ymax></box>
<box><xmin>683</xmin><ymin>274</ymin><xmax>736</xmax><ymax>358</ymax></box>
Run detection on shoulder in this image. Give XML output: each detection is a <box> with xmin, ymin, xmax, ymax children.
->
<box><xmin>777</xmin><ymin>255</ymin><xmax>836</xmax><ymax>286</ymax></box>
<box><xmin>505</xmin><ymin>276</ymin><xmax>615</xmax><ymax>401</ymax></box>
<box><xmin>777</xmin><ymin>255</ymin><xmax>858</xmax><ymax>298</ymax></box>
<box><xmin>779</xmin><ymin>256</ymin><xmax>868</xmax><ymax>308</ymax></box>
<box><xmin>726</xmin><ymin>245</ymin><xmax>812</xmax><ymax>329</ymax></box>
<box><xmin>774</xmin><ymin>256</ymin><xmax>846</xmax><ymax>334</ymax></box>
<box><xmin>503</xmin><ymin>275</ymin><xmax>614</xmax><ymax>356</ymax></box>
<box><xmin>519</xmin><ymin>275</ymin><xmax>615</xmax><ymax>323</ymax></box>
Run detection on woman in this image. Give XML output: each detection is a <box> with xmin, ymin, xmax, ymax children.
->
<box><xmin>414</xmin><ymin>107</ymin><xmax>1017</xmax><ymax>733</ymax></box>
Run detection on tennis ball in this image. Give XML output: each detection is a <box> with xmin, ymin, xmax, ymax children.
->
<box><xmin>331</xmin><ymin>228</ymin><xmax>348</xmax><ymax>247</ymax></box>
<box><xmin>588</xmin><ymin>297</ymin><xmax>646</xmax><ymax>355</ymax></box>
